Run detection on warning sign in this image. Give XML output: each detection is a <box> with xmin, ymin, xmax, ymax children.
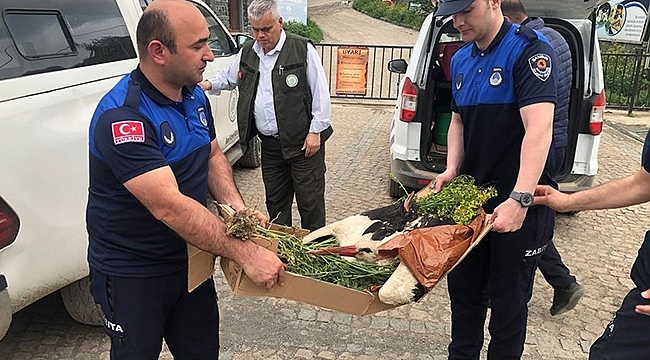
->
<box><xmin>335</xmin><ymin>46</ymin><xmax>369</xmax><ymax>95</ymax></box>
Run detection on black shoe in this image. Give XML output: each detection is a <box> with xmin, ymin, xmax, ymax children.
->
<box><xmin>550</xmin><ymin>282</ymin><xmax>585</xmax><ymax>316</ymax></box>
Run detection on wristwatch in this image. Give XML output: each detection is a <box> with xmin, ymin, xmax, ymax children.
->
<box><xmin>509</xmin><ymin>191</ymin><xmax>534</xmax><ymax>207</ymax></box>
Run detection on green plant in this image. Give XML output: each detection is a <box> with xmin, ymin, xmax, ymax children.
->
<box><xmin>353</xmin><ymin>0</ymin><xmax>428</xmax><ymax>30</ymax></box>
<box><xmin>259</xmin><ymin>228</ymin><xmax>399</xmax><ymax>290</ymax></box>
<box><xmin>415</xmin><ymin>175</ymin><xmax>497</xmax><ymax>225</ymax></box>
<box><xmin>283</xmin><ymin>18</ymin><xmax>324</xmax><ymax>43</ymax></box>
<box><xmin>600</xmin><ymin>41</ymin><xmax>650</xmax><ymax>108</ymax></box>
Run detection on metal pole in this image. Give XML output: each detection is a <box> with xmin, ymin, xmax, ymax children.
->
<box><xmin>628</xmin><ymin>46</ymin><xmax>644</xmax><ymax>116</ymax></box>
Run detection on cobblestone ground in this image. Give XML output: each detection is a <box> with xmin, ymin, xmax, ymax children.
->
<box><xmin>0</xmin><ymin>104</ymin><xmax>647</xmax><ymax>360</ymax></box>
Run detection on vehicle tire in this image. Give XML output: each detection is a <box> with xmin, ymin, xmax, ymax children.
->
<box><xmin>235</xmin><ymin>136</ymin><xmax>261</xmax><ymax>168</ymax></box>
<box><xmin>389</xmin><ymin>178</ymin><xmax>407</xmax><ymax>198</ymax></box>
<box><xmin>0</xmin><ymin>289</ymin><xmax>11</xmax><ymax>341</ymax></box>
<box><xmin>60</xmin><ymin>277</ymin><xmax>104</xmax><ymax>326</ymax></box>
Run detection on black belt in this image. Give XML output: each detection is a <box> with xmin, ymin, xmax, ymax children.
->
<box><xmin>261</xmin><ymin>133</ymin><xmax>280</xmax><ymax>139</ymax></box>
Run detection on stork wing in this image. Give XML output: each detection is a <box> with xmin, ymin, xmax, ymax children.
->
<box><xmin>301</xmin><ymin>215</ymin><xmax>375</xmax><ymax>246</ymax></box>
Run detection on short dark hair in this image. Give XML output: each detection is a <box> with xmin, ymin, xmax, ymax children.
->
<box><xmin>501</xmin><ymin>0</ymin><xmax>528</xmax><ymax>23</ymax></box>
<box><xmin>136</xmin><ymin>8</ymin><xmax>177</xmax><ymax>55</ymax></box>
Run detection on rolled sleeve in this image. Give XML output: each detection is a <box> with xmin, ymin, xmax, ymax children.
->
<box><xmin>206</xmin><ymin>51</ymin><xmax>242</xmax><ymax>96</ymax></box>
<box><xmin>306</xmin><ymin>43</ymin><xmax>331</xmax><ymax>133</ymax></box>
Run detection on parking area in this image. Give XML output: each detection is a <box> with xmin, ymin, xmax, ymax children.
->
<box><xmin>0</xmin><ymin>103</ymin><xmax>648</xmax><ymax>359</ymax></box>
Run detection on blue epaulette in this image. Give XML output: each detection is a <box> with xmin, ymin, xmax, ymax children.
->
<box><xmin>514</xmin><ymin>23</ymin><xmax>538</xmax><ymax>42</ymax></box>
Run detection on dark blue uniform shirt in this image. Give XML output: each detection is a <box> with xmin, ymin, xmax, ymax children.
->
<box><xmin>632</xmin><ymin>135</ymin><xmax>650</xmax><ymax>289</ymax></box>
<box><xmin>86</xmin><ymin>68</ymin><xmax>216</xmax><ymax>277</ymax></box>
<box><xmin>450</xmin><ymin>21</ymin><xmax>558</xmax><ymax>212</ymax></box>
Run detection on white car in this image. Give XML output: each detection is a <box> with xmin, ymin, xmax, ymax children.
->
<box><xmin>0</xmin><ymin>0</ymin><xmax>255</xmax><ymax>341</ymax></box>
<box><xmin>387</xmin><ymin>0</ymin><xmax>606</xmax><ymax>197</ymax></box>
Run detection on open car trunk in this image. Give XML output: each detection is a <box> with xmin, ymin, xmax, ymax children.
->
<box><xmin>417</xmin><ymin>16</ymin><xmax>595</xmax><ymax>183</ymax></box>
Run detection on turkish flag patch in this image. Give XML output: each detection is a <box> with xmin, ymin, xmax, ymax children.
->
<box><xmin>112</xmin><ymin>121</ymin><xmax>145</xmax><ymax>145</ymax></box>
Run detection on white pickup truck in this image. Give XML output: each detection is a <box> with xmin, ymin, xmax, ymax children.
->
<box><xmin>0</xmin><ymin>0</ymin><xmax>256</xmax><ymax>340</ymax></box>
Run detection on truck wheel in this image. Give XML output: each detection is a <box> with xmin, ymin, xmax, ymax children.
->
<box><xmin>389</xmin><ymin>178</ymin><xmax>406</xmax><ymax>198</ymax></box>
<box><xmin>235</xmin><ymin>136</ymin><xmax>261</xmax><ymax>168</ymax></box>
<box><xmin>0</xmin><ymin>289</ymin><xmax>11</xmax><ymax>341</ymax></box>
<box><xmin>60</xmin><ymin>277</ymin><xmax>104</xmax><ymax>326</ymax></box>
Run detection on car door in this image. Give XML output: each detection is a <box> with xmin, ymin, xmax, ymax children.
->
<box><xmin>190</xmin><ymin>0</ymin><xmax>242</xmax><ymax>163</ymax></box>
<box><xmin>521</xmin><ymin>0</ymin><xmax>606</xmax><ymax>18</ymax></box>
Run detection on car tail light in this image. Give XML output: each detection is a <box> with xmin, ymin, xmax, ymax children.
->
<box><xmin>589</xmin><ymin>90</ymin><xmax>606</xmax><ymax>136</ymax></box>
<box><xmin>400</xmin><ymin>77</ymin><xmax>418</xmax><ymax>122</ymax></box>
<box><xmin>0</xmin><ymin>197</ymin><xmax>19</xmax><ymax>250</ymax></box>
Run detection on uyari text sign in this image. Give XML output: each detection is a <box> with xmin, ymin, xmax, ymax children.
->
<box><xmin>336</xmin><ymin>46</ymin><xmax>369</xmax><ymax>96</ymax></box>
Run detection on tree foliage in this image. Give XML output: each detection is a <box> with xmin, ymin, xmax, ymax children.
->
<box><xmin>353</xmin><ymin>0</ymin><xmax>430</xmax><ymax>30</ymax></box>
<box><xmin>600</xmin><ymin>41</ymin><xmax>650</xmax><ymax>109</ymax></box>
<box><xmin>283</xmin><ymin>18</ymin><xmax>324</xmax><ymax>43</ymax></box>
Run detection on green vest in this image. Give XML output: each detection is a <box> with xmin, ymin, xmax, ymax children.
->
<box><xmin>237</xmin><ymin>32</ymin><xmax>332</xmax><ymax>159</ymax></box>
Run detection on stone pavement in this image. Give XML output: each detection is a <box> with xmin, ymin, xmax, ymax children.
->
<box><xmin>0</xmin><ymin>104</ymin><xmax>648</xmax><ymax>360</ymax></box>
<box><xmin>605</xmin><ymin>108</ymin><xmax>650</xmax><ymax>143</ymax></box>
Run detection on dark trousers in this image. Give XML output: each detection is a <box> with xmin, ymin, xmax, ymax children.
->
<box><xmin>589</xmin><ymin>288</ymin><xmax>650</xmax><ymax>359</ymax></box>
<box><xmin>89</xmin><ymin>267</ymin><xmax>219</xmax><ymax>360</ymax></box>
<box><xmin>538</xmin><ymin>240</ymin><xmax>576</xmax><ymax>290</ymax></box>
<box><xmin>260</xmin><ymin>135</ymin><xmax>326</xmax><ymax>231</ymax></box>
<box><xmin>447</xmin><ymin>206</ymin><xmax>555</xmax><ymax>360</ymax></box>
<box><xmin>537</xmin><ymin>147</ymin><xmax>576</xmax><ymax>290</ymax></box>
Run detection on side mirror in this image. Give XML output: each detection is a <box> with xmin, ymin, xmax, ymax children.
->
<box><xmin>388</xmin><ymin>59</ymin><xmax>408</xmax><ymax>74</ymax></box>
<box><xmin>233</xmin><ymin>33</ymin><xmax>254</xmax><ymax>52</ymax></box>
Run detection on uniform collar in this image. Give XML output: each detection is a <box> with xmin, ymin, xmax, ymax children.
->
<box><xmin>131</xmin><ymin>67</ymin><xmax>195</xmax><ymax>106</ymax></box>
<box><xmin>471</xmin><ymin>20</ymin><xmax>512</xmax><ymax>57</ymax></box>
<box><xmin>253</xmin><ymin>29</ymin><xmax>287</xmax><ymax>57</ymax></box>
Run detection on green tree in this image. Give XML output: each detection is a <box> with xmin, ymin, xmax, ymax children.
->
<box><xmin>283</xmin><ymin>18</ymin><xmax>324</xmax><ymax>43</ymax></box>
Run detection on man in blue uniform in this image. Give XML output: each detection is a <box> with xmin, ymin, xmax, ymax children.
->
<box><xmin>535</xmin><ymin>135</ymin><xmax>650</xmax><ymax>358</ymax></box>
<box><xmin>502</xmin><ymin>0</ymin><xmax>585</xmax><ymax>317</ymax></box>
<box><xmin>86</xmin><ymin>1</ymin><xmax>285</xmax><ymax>358</ymax></box>
<box><xmin>433</xmin><ymin>0</ymin><xmax>558</xmax><ymax>358</ymax></box>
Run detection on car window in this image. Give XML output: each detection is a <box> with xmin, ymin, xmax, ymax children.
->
<box><xmin>0</xmin><ymin>0</ymin><xmax>136</xmax><ymax>81</ymax></box>
<box><xmin>139</xmin><ymin>1</ymin><xmax>235</xmax><ymax>56</ymax></box>
<box><xmin>139</xmin><ymin>0</ymin><xmax>153</xmax><ymax>10</ymax></box>
<box><xmin>5</xmin><ymin>11</ymin><xmax>75</xmax><ymax>59</ymax></box>
<box><xmin>194</xmin><ymin>5</ymin><xmax>236</xmax><ymax>56</ymax></box>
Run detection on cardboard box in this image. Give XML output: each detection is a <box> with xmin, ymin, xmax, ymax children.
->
<box><xmin>187</xmin><ymin>244</ymin><xmax>215</xmax><ymax>292</ymax></box>
<box><xmin>219</xmin><ymin>214</ymin><xmax>492</xmax><ymax>316</ymax></box>
<box><xmin>186</xmin><ymin>216</ymin><xmax>311</xmax><ymax>292</ymax></box>
<box><xmin>194</xmin><ymin>196</ymin><xmax>492</xmax><ymax>314</ymax></box>
<box><xmin>220</xmin><ymin>231</ymin><xmax>398</xmax><ymax>315</ymax></box>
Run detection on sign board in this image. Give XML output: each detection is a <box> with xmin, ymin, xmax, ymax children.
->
<box><xmin>596</xmin><ymin>0</ymin><xmax>650</xmax><ymax>44</ymax></box>
<box><xmin>335</xmin><ymin>46</ymin><xmax>369</xmax><ymax>96</ymax></box>
<box><xmin>278</xmin><ymin>0</ymin><xmax>307</xmax><ymax>24</ymax></box>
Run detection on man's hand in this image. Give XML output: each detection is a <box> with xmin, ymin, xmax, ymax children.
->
<box><xmin>534</xmin><ymin>184</ymin><xmax>571</xmax><ymax>213</ymax></box>
<box><xmin>636</xmin><ymin>288</ymin><xmax>650</xmax><ymax>316</ymax></box>
<box><xmin>433</xmin><ymin>170</ymin><xmax>456</xmax><ymax>193</ymax></box>
<box><xmin>253</xmin><ymin>209</ymin><xmax>269</xmax><ymax>227</ymax></box>
<box><xmin>199</xmin><ymin>80</ymin><xmax>212</xmax><ymax>91</ymax></box>
<box><xmin>240</xmin><ymin>245</ymin><xmax>286</xmax><ymax>290</ymax></box>
<box><xmin>491</xmin><ymin>198</ymin><xmax>527</xmax><ymax>232</ymax></box>
<box><xmin>302</xmin><ymin>132</ymin><xmax>321</xmax><ymax>158</ymax></box>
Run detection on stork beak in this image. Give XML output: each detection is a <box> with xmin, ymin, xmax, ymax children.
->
<box><xmin>308</xmin><ymin>245</ymin><xmax>359</xmax><ymax>257</ymax></box>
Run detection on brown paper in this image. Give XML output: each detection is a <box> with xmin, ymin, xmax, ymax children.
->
<box><xmin>378</xmin><ymin>210</ymin><xmax>486</xmax><ymax>290</ymax></box>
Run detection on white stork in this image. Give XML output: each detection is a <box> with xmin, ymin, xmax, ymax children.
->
<box><xmin>306</xmin><ymin>231</ymin><xmax>425</xmax><ymax>305</ymax></box>
<box><xmin>301</xmin><ymin>195</ymin><xmax>447</xmax><ymax>305</ymax></box>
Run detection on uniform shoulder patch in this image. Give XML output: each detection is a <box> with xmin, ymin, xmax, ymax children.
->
<box><xmin>112</xmin><ymin>120</ymin><xmax>145</xmax><ymax>145</ymax></box>
<box><xmin>528</xmin><ymin>53</ymin><xmax>552</xmax><ymax>82</ymax></box>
